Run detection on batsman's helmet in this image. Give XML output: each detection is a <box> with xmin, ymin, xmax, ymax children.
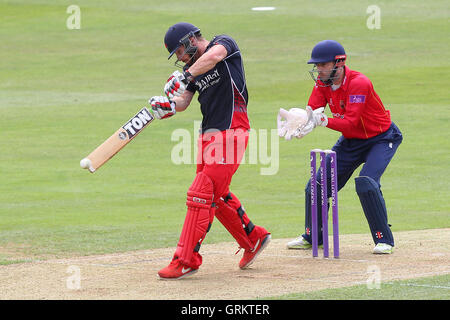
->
<box><xmin>307</xmin><ymin>40</ymin><xmax>346</xmax><ymax>64</ymax></box>
<box><xmin>164</xmin><ymin>22</ymin><xmax>201</xmax><ymax>60</ymax></box>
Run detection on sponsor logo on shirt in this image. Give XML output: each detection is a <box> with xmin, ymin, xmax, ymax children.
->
<box><xmin>332</xmin><ymin>112</ymin><xmax>345</xmax><ymax>119</ymax></box>
<box><xmin>195</xmin><ymin>69</ymin><xmax>221</xmax><ymax>92</ymax></box>
<box><xmin>349</xmin><ymin>95</ymin><xmax>366</xmax><ymax>103</ymax></box>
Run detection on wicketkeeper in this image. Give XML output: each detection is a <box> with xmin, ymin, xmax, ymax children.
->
<box><xmin>279</xmin><ymin>40</ymin><xmax>403</xmax><ymax>254</ymax></box>
<box><xmin>150</xmin><ymin>22</ymin><xmax>271</xmax><ymax>280</ymax></box>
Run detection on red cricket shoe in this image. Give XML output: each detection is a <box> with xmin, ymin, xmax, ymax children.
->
<box><xmin>158</xmin><ymin>258</ymin><xmax>198</xmax><ymax>280</ymax></box>
<box><xmin>239</xmin><ymin>228</ymin><xmax>271</xmax><ymax>269</ymax></box>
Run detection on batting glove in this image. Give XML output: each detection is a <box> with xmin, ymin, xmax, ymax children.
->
<box><xmin>164</xmin><ymin>70</ymin><xmax>193</xmax><ymax>99</ymax></box>
<box><xmin>149</xmin><ymin>96</ymin><xmax>176</xmax><ymax>120</ymax></box>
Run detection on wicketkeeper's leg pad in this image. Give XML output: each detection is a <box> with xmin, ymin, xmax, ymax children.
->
<box><xmin>215</xmin><ymin>192</ymin><xmax>254</xmax><ymax>250</ymax></box>
<box><xmin>174</xmin><ymin>172</ymin><xmax>215</xmax><ymax>268</ymax></box>
<box><xmin>355</xmin><ymin>176</ymin><xmax>394</xmax><ymax>246</ymax></box>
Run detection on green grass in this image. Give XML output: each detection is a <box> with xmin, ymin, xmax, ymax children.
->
<box><xmin>0</xmin><ymin>254</ymin><xmax>29</xmax><ymax>266</ymax></box>
<box><xmin>265</xmin><ymin>274</ymin><xmax>450</xmax><ymax>300</ymax></box>
<box><xmin>0</xmin><ymin>0</ymin><xmax>448</xmax><ymax>269</ymax></box>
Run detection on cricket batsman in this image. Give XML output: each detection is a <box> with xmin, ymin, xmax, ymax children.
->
<box><xmin>279</xmin><ymin>40</ymin><xmax>403</xmax><ymax>254</ymax></box>
<box><xmin>149</xmin><ymin>22</ymin><xmax>271</xmax><ymax>280</ymax></box>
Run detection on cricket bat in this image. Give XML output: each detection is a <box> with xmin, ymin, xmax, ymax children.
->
<box><xmin>80</xmin><ymin>107</ymin><xmax>154</xmax><ymax>173</ymax></box>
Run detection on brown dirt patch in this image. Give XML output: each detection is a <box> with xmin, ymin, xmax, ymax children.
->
<box><xmin>0</xmin><ymin>229</ymin><xmax>448</xmax><ymax>299</ymax></box>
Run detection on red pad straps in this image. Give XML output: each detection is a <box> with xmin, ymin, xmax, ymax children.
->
<box><xmin>215</xmin><ymin>193</ymin><xmax>254</xmax><ymax>250</ymax></box>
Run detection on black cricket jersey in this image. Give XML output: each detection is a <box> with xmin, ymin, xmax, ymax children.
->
<box><xmin>186</xmin><ymin>35</ymin><xmax>250</xmax><ymax>133</ymax></box>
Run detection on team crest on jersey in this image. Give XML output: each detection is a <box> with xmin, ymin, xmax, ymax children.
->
<box><xmin>121</xmin><ymin>107</ymin><xmax>154</xmax><ymax>139</ymax></box>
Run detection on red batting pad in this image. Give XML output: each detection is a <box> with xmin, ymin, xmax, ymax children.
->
<box><xmin>175</xmin><ymin>172</ymin><xmax>215</xmax><ymax>267</ymax></box>
<box><xmin>215</xmin><ymin>194</ymin><xmax>253</xmax><ymax>250</ymax></box>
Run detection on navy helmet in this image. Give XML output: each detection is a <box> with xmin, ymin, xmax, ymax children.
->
<box><xmin>307</xmin><ymin>40</ymin><xmax>346</xmax><ymax>64</ymax></box>
<box><xmin>164</xmin><ymin>22</ymin><xmax>201</xmax><ymax>60</ymax></box>
<box><xmin>308</xmin><ymin>40</ymin><xmax>347</xmax><ymax>86</ymax></box>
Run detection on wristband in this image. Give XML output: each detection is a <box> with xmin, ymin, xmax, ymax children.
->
<box><xmin>182</xmin><ymin>70</ymin><xmax>194</xmax><ymax>84</ymax></box>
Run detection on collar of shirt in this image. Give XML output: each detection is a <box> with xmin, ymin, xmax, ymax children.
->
<box><xmin>338</xmin><ymin>65</ymin><xmax>351</xmax><ymax>92</ymax></box>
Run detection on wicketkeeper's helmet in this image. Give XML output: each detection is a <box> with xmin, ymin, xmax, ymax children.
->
<box><xmin>308</xmin><ymin>40</ymin><xmax>346</xmax><ymax>64</ymax></box>
<box><xmin>307</xmin><ymin>40</ymin><xmax>347</xmax><ymax>86</ymax></box>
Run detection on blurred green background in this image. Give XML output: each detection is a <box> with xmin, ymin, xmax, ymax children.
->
<box><xmin>0</xmin><ymin>0</ymin><xmax>448</xmax><ymax>261</ymax></box>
